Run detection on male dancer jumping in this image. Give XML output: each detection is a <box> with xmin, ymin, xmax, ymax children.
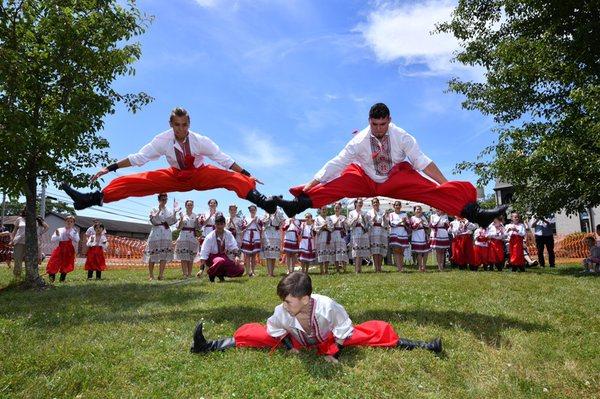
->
<box><xmin>61</xmin><ymin>108</ymin><xmax>277</xmax><ymax>213</ymax></box>
<box><xmin>275</xmin><ymin>103</ymin><xmax>506</xmax><ymax>226</ymax></box>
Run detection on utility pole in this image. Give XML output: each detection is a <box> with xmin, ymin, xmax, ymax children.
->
<box><xmin>39</xmin><ymin>182</ymin><xmax>46</xmax><ymax>218</ymax></box>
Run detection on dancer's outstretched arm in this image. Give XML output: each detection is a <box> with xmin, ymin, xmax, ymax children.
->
<box><xmin>91</xmin><ymin>158</ymin><xmax>132</xmax><ymax>183</ymax></box>
<box><xmin>422</xmin><ymin>162</ymin><xmax>448</xmax><ymax>185</ymax></box>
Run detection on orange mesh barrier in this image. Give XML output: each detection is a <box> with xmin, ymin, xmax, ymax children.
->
<box><xmin>527</xmin><ymin>232</ymin><xmax>595</xmax><ymax>258</ymax></box>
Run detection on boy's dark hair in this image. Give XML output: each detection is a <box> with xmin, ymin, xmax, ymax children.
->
<box><xmin>170</xmin><ymin>107</ymin><xmax>190</xmax><ymax>122</ymax></box>
<box><xmin>277</xmin><ymin>272</ymin><xmax>312</xmax><ymax>300</ymax></box>
<box><xmin>369</xmin><ymin>103</ymin><xmax>390</xmax><ymax>119</ymax></box>
<box><xmin>215</xmin><ymin>214</ymin><xmax>226</xmax><ymax>224</ymax></box>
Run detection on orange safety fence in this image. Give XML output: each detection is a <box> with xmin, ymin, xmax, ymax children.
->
<box><xmin>526</xmin><ymin>232</ymin><xmax>595</xmax><ymax>259</ymax></box>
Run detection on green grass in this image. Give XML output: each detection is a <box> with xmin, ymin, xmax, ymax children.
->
<box><xmin>0</xmin><ymin>264</ymin><xmax>598</xmax><ymax>399</ymax></box>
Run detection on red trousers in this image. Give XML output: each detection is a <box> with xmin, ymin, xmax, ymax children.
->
<box><xmin>508</xmin><ymin>235</ymin><xmax>526</xmax><ymax>266</ymax></box>
<box><xmin>46</xmin><ymin>241</ymin><xmax>75</xmax><ymax>274</ymax></box>
<box><xmin>488</xmin><ymin>239</ymin><xmax>505</xmax><ymax>264</ymax></box>
<box><xmin>206</xmin><ymin>253</ymin><xmax>244</xmax><ymax>278</ymax></box>
<box><xmin>233</xmin><ymin>320</ymin><xmax>399</xmax><ymax>356</ymax></box>
<box><xmin>472</xmin><ymin>245</ymin><xmax>489</xmax><ymax>266</ymax></box>
<box><xmin>102</xmin><ymin>165</ymin><xmax>256</xmax><ymax>203</ymax></box>
<box><xmin>84</xmin><ymin>246</ymin><xmax>107</xmax><ymax>271</ymax></box>
<box><xmin>290</xmin><ymin>163</ymin><xmax>476</xmax><ymax>217</ymax></box>
<box><xmin>451</xmin><ymin>235</ymin><xmax>474</xmax><ymax>266</ymax></box>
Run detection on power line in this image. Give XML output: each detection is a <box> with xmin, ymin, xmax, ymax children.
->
<box><xmin>45</xmin><ymin>191</ymin><xmax>149</xmax><ymax>222</ymax></box>
<box><xmin>46</xmin><ymin>190</ymin><xmax>149</xmax><ymax>219</ymax></box>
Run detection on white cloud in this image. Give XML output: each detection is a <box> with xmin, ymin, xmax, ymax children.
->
<box><xmin>229</xmin><ymin>130</ymin><xmax>292</xmax><ymax>168</ymax></box>
<box><xmin>355</xmin><ymin>0</ymin><xmax>482</xmax><ymax>78</ymax></box>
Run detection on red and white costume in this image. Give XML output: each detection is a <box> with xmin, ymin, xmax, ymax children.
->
<box><xmin>329</xmin><ymin>214</ymin><xmax>349</xmax><ymax>262</ymax></box>
<box><xmin>505</xmin><ymin>222</ymin><xmax>526</xmax><ymax>266</ymax></box>
<box><xmin>347</xmin><ymin>210</ymin><xmax>371</xmax><ymax>258</ymax></box>
<box><xmin>472</xmin><ymin>227</ymin><xmax>489</xmax><ymax>267</ymax></box>
<box><xmin>46</xmin><ymin>227</ymin><xmax>80</xmax><ymax>275</ymax></box>
<box><xmin>368</xmin><ymin>209</ymin><xmax>389</xmax><ymax>256</ymax></box>
<box><xmin>84</xmin><ymin>233</ymin><xmax>108</xmax><ymax>271</ymax></box>
<box><xmin>226</xmin><ymin>215</ymin><xmax>245</xmax><ymax>249</ymax></box>
<box><xmin>429</xmin><ymin>213</ymin><xmax>450</xmax><ymax>249</ymax></box>
<box><xmin>388</xmin><ymin>211</ymin><xmax>410</xmax><ymax>248</ymax></box>
<box><xmin>144</xmin><ymin>207</ymin><xmax>176</xmax><ymax>263</ymax></box>
<box><xmin>288</xmin><ymin>123</ymin><xmax>476</xmax><ymax>217</ymax></box>
<box><xmin>241</xmin><ymin>216</ymin><xmax>262</xmax><ymax>255</ymax></box>
<box><xmin>449</xmin><ymin>219</ymin><xmax>476</xmax><ymax>266</ymax></box>
<box><xmin>314</xmin><ymin>214</ymin><xmax>335</xmax><ymax>263</ymax></box>
<box><xmin>175</xmin><ymin>212</ymin><xmax>200</xmax><ymax>262</ymax></box>
<box><xmin>261</xmin><ymin>211</ymin><xmax>284</xmax><ymax>260</ymax></box>
<box><xmin>486</xmin><ymin>223</ymin><xmax>506</xmax><ymax>264</ymax></box>
<box><xmin>409</xmin><ymin>215</ymin><xmax>430</xmax><ymax>253</ymax></box>
<box><xmin>298</xmin><ymin>222</ymin><xmax>316</xmax><ymax>263</ymax></box>
<box><xmin>199</xmin><ymin>230</ymin><xmax>244</xmax><ymax>279</ymax></box>
<box><xmin>101</xmin><ymin>130</ymin><xmax>257</xmax><ymax>203</ymax></box>
<box><xmin>199</xmin><ymin>211</ymin><xmax>217</xmax><ymax>240</ymax></box>
<box><xmin>233</xmin><ymin>294</ymin><xmax>399</xmax><ymax>357</ymax></box>
<box><xmin>282</xmin><ymin>217</ymin><xmax>301</xmax><ymax>254</ymax></box>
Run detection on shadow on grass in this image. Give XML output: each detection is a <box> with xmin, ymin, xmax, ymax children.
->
<box><xmin>355</xmin><ymin>309</ymin><xmax>552</xmax><ymax>348</ymax></box>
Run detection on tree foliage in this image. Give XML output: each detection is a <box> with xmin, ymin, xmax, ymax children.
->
<box><xmin>0</xmin><ymin>0</ymin><xmax>153</xmax><ymax>287</ymax></box>
<box><xmin>1</xmin><ymin>195</ymin><xmax>74</xmax><ymax>217</ymax></box>
<box><xmin>438</xmin><ymin>0</ymin><xmax>600</xmax><ymax>216</ymax></box>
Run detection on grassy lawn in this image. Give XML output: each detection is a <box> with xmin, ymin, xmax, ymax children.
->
<box><xmin>0</xmin><ymin>264</ymin><xmax>598</xmax><ymax>399</ymax></box>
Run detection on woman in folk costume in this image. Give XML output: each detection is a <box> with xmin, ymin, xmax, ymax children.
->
<box><xmin>347</xmin><ymin>199</ymin><xmax>371</xmax><ymax>273</ymax></box>
<box><xmin>240</xmin><ymin>205</ymin><xmax>262</xmax><ymax>277</ymax></box>
<box><xmin>313</xmin><ymin>206</ymin><xmax>335</xmax><ymax>275</ymax></box>
<box><xmin>46</xmin><ymin>215</ymin><xmax>80</xmax><ymax>283</ymax></box>
<box><xmin>282</xmin><ymin>216</ymin><xmax>301</xmax><ymax>274</ymax></box>
<box><xmin>144</xmin><ymin>193</ymin><xmax>178</xmax><ymax>281</ymax></box>
<box><xmin>429</xmin><ymin>209</ymin><xmax>450</xmax><ymax>271</ymax></box>
<box><xmin>472</xmin><ymin>225</ymin><xmax>490</xmax><ymax>271</ymax></box>
<box><xmin>449</xmin><ymin>217</ymin><xmax>477</xmax><ymax>269</ymax></box>
<box><xmin>388</xmin><ymin>201</ymin><xmax>410</xmax><ymax>272</ymax></box>
<box><xmin>367</xmin><ymin>197</ymin><xmax>390</xmax><ymax>273</ymax></box>
<box><xmin>486</xmin><ymin>216</ymin><xmax>506</xmax><ymax>271</ymax></box>
<box><xmin>330</xmin><ymin>202</ymin><xmax>349</xmax><ymax>273</ymax></box>
<box><xmin>505</xmin><ymin>212</ymin><xmax>527</xmax><ymax>272</ymax></box>
<box><xmin>175</xmin><ymin>200</ymin><xmax>200</xmax><ymax>278</ymax></box>
<box><xmin>410</xmin><ymin>206</ymin><xmax>430</xmax><ymax>272</ymax></box>
<box><xmin>85</xmin><ymin>223</ymin><xmax>108</xmax><ymax>280</ymax></box>
<box><xmin>298</xmin><ymin>213</ymin><xmax>316</xmax><ymax>273</ymax></box>
<box><xmin>261</xmin><ymin>209</ymin><xmax>285</xmax><ymax>277</ymax></box>
<box><xmin>226</xmin><ymin>204</ymin><xmax>245</xmax><ymax>250</ymax></box>
<box><xmin>199</xmin><ymin>198</ymin><xmax>219</xmax><ymax>243</ymax></box>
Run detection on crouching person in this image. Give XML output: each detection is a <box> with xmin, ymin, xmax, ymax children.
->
<box><xmin>190</xmin><ymin>272</ymin><xmax>442</xmax><ymax>362</ymax></box>
<box><xmin>196</xmin><ymin>214</ymin><xmax>244</xmax><ymax>282</ymax></box>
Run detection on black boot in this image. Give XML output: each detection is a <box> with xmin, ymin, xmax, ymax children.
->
<box><xmin>60</xmin><ymin>183</ymin><xmax>103</xmax><ymax>210</ymax></box>
<box><xmin>460</xmin><ymin>202</ymin><xmax>508</xmax><ymax>227</ymax></box>
<box><xmin>397</xmin><ymin>337</ymin><xmax>442</xmax><ymax>353</ymax></box>
<box><xmin>245</xmin><ymin>189</ymin><xmax>278</xmax><ymax>214</ymax></box>
<box><xmin>190</xmin><ymin>323</ymin><xmax>236</xmax><ymax>353</ymax></box>
<box><xmin>275</xmin><ymin>193</ymin><xmax>313</xmax><ymax>218</ymax></box>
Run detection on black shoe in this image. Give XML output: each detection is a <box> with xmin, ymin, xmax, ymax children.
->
<box><xmin>245</xmin><ymin>189</ymin><xmax>278</xmax><ymax>214</ymax></box>
<box><xmin>461</xmin><ymin>202</ymin><xmax>508</xmax><ymax>227</ymax></box>
<box><xmin>60</xmin><ymin>183</ymin><xmax>103</xmax><ymax>210</ymax></box>
<box><xmin>274</xmin><ymin>193</ymin><xmax>312</xmax><ymax>218</ymax></box>
<box><xmin>190</xmin><ymin>323</ymin><xmax>236</xmax><ymax>354</ymax></box>
<box><xmin>397</xmin><ymin>337</ymin><xmax>442</xmax><ymax>353</ymax></box>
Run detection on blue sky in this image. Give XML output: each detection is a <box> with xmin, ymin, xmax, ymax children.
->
<box><xmin>45</xmin><ymin>0</ymin><xmax>497</xmax><ymax>223</ymax></box>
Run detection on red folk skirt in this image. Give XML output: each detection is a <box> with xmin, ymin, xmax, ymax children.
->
<box><xmin>46</xmin><ymin>241</ymin><xmax>76</xmax><ymax>274</ymax></box>
<box><xmin>472</xmin><ymin>245</ymin><xmax>489</xmax><ymax>266</ymax></box>
<box><xmin>508</xmin><ymin>235</ymin><xmax>526</xmax><ymax>266</ymax></box>
<box><xmin>84</xmin><ymin>246</ymin><xmax>107</xmax><ymax>271</ymax></box>
<box><xmin>451</xmin><ymin>234</ymin><xmax>473</xmax><ymax>266</ymax></box>
<box><xmin>488</xmin><ymin>239</ymin><xmax>505</xmax><ymax>264</ymax></box>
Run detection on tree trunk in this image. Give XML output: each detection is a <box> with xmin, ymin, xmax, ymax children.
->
<box><xmin>23</xmin><ymin>171</ymin><xmax>46</xmax><ymax>289</ymax></box>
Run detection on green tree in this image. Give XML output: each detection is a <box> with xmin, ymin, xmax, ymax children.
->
<box><xmin>437</xmin><ymin>0</ymin><xmax>600</xmax><ymax>216</ymax></box>
<box><xmin>1</xmin><ymin>195</ymin><xmax>74</xmax><ymax>216</ymax></box>
<box><xmin>0</xmin><ymin>0</ymin><xmax>153</xmax><ymax>288</ymax></box>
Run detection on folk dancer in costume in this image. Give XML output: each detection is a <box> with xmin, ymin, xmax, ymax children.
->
<box><xmin>505</xmin><ymin>212</ymin><xmax>527</xmax><ymax>272</ymax></box>
<box><xmin>472</xmin><ymin>225</ymin><xmax>490</xmax><ymax>271</ymax></box>
<box><xmin>198</xmin><ymin>198</ymin><xmax>219</xmax><ymax>244</ymax></box>
<box><xmin>314</xmin><ymin>206</ymin><xmax>335</xmax><ymax>275</ymax></box>
<box><xmin>449</xmin><ymin>217</ymin><xmax>476</xmax><ymax>270</ymax></box>
<box><xmin>144</xmin><ymin>193</ymin><xmax>177</xmax><ymax>281</ymax></box>
<box><xmin>330</xmin><ymin>202</ymin><xmax>349</xmax><ymax>273</ymax></box>
<box><xmin>85</xmin><ymin>223</ymin><xmax>108</xmax><ymax>280</ymax></box>
<box><xmin>226</xmin><ymin>204</ymin><xmax>245</xmax><ymax>250</ymax></box>
<box><xmin>282</xmin><ymin>216</ymin><xmax>301</xmax><ymax>274</ymax></box>
<box><xmin>275</xmin><ymin>103</ymin><xmax>507</xmax><ymax>227</ymax></box>
<box><xmin>429</xmin><ymin>209</ymin><xmax>450</xmax><ymax>271</ymax></box>
<box><xmin>175</xmin><ymin>200</ymin><xmax>200</xmax><ymax>278</ymax></box>
<box><xmin>368</xmin><ymin>197</ymin><xmax>390</xmax><ymax>273</ymax></box>
<box><xmin>347</xmin><ymin>199</ymin><xmax>371</xmax><ymax>273</ymax></box>
<box><xmin>46</xmin><ymin>215</ymin><xmax>80</xmax><ymax>283</ymax></box>
<box><xmin>239</xmin><ymin>205</ymin><xmax>262</xmax><ymax>277</ymax></box>
<box><xmin>410</xmin><ymin>205</ymin><xmax>430</xmax><ymax>272</ymax></box>
<box><xmin>298</xmin><ymin>213</ymin><xmax>316</xmax><ymax>273</ymax></box>
<box><xmin>61</xmin><ymin>107</ymin><xmax>278</xmax><ymax>214</ymax></box>
<box><xmin>197</xmin><ymin>214</ymin><xmax>244</xmax><ymax>282</ymax></box>
<box><xmin>388</xmin><ymin>201</ymin><xmax>410</xmax><ymax>272</ymax></box>
<box><xmin>262</xmin><ymin>209</ymin><xmax>285</xmax><ymax>277</ymax></box>
<box><xmin>191</xmin><ymin>272</ymin><xmax>442</xmax><ymax>362</ymax></box>
<box><xmin>486</xmin><ymin>216</ymin><xmax>506</xmax><ymax>271</ymax></box>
